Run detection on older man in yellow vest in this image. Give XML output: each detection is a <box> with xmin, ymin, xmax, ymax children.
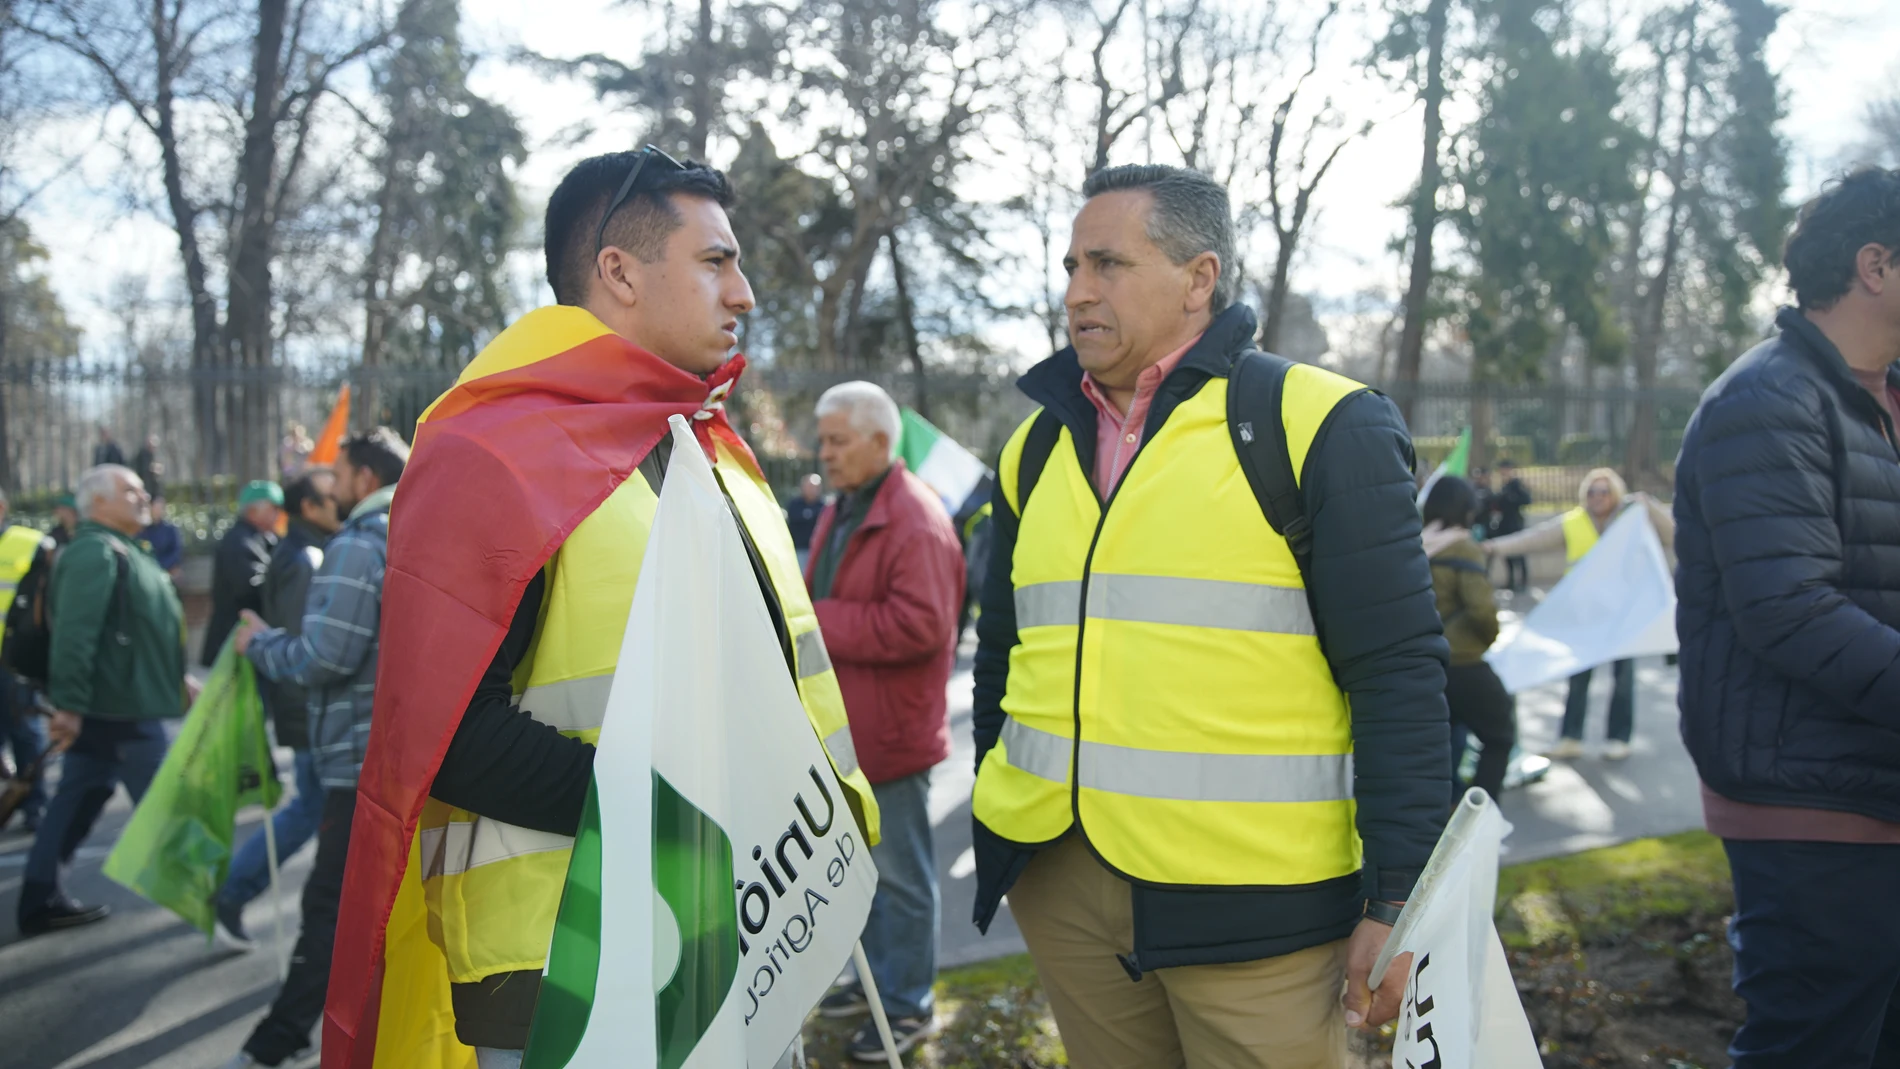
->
<box><xmin>970</xmin><ymin>164</ymin><xmax>1451</xmax><ymax>1067</ymax></box>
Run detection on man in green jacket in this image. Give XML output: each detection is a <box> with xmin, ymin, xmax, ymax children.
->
<box><xmin>14</xmin><ymin>463</ymin><xmax>193</xmax><ymax>935</ymax></box>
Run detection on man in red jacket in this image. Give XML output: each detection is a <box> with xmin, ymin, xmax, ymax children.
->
<box><xmin>806</xmin><ymin>380</ymin><xmax>966</xmax><ymax>1062</ymax></box>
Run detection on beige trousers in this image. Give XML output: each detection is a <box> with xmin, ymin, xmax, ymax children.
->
<box><xmin>1007</xmin><ymin>837</ymin><xmax>1349</xmax><ymax>1069</ymax></box>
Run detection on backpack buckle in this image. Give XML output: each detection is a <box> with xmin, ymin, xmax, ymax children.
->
<box><xmin>1282</xmin><ymin>511</ymin><xmax>1314</xmax><ymax>558</ymax></box>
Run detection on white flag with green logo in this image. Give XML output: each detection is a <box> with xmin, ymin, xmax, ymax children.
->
<box><xmin>896</xmin><ymin>407</ymin><xmax>989</xmax><ymax>510</ymax></box>
<box><xmin>523</xmin><ymin>416</ymin><xmax>881</xmax><ymax>1069</ymax></box>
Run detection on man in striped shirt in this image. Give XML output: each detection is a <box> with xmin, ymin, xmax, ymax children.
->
<box><xmin>220</xmin><ymin>428</ymin><xmax>407</xmax><ymax>1069</ymax></box>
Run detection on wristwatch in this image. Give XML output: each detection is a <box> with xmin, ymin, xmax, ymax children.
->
<box><xmin>1363</xmin><ymin>899</ymin><xmax>1405</xmax><ymax>926</ymax></box>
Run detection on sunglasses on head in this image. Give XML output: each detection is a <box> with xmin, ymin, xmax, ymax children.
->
<box><xmin>594</xmin><ymin>144</ymin><xmax>687</xmax><ymax>260</ymax></box>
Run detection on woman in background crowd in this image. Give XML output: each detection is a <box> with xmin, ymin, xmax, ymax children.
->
<box><xmin>1422</xmin><ymin>476</ymin><xmax>1516</xmax><ymax>802</ymax></box>
<box><xmin>1484</xmin><ymin>467</ymin><xmax>1674</xmax><ymax>760</ymax></box>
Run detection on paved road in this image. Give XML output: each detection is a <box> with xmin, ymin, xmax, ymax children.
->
<box><xmin>1</xmin><ymin>615</ymin><xmax>1701</xmax><ymax>1069</ymax></box>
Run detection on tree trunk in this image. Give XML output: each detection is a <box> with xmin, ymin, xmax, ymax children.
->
<box><xmin>1090</xmin><ymin>0</ymin><xmax>1134</xmax><ymax>173</ymax></box>
<box><xmin>1625</xmin><ymin>8</ymin><xmax>1698</xmax><ymax>488</ymax></box>
<box><xmin>838</xmin><ymin>237</ymin><xmax>879</xmax><ymax>369</ymax></box>
<box><xmin>1392</xmin><ymin>0</ymin><xmax>1451</xmax><ymax>428</ymax></box>
<box><xmin>0</xmin><ymin>283</ymin><xmax>12</xmax><ymax>492</ymax></box>
<box><xmin>151</xmin><ymin>0</ymin><xmax>224</xmax><ymax>474</ymax></box>
<box><xmin>688</xmin><ymin>0</ymin><xmax>714</xmax><ymax>159</ymax></box>
<box><xmin>1259</xmin><ymin>231</ymin><xmax>1297</xmax><ymax>354</ymax></box>
<box><xmin>887</xmin><ymin>229</ymin><xmax>928</xmax><ymax>419</ymax></box>
<box><xmin>815</xmin><ymin>282</ymin><xmax>843</xmax><ymax>370</ymax></box>
<box><xmin>360</xmin><ymin>113</ymin><xmax>405</xmax><ymax>431</ymax></box>
<box><xmin>222</xmin><ymin>0</ymin><xmax>289</xmax><ymax>480</ymax></box>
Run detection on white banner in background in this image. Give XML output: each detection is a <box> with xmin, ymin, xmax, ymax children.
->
<box><xmin>1371</xmin><ymin>791</ymin><xmax>1543</xmax><ymax>1069</ymax></box>
<box><xmin>1485</xmin><ymin>506</ymin><xmax>1677</xmax><ymax>694</ymax></box>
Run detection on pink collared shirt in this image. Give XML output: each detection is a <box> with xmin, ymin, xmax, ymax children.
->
<box><xmin>1080</xmin><ymin>334</ymin><xmax>1203</xmax><ymax>494</ymax></box>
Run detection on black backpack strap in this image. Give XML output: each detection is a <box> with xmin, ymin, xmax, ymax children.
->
<box><xmin>1226</xmin><ymin>350</ymin><xmax>1314</xmax><ymax>577</ymax></box>
<box><xmin>1013</xmin><ymin>409</ymin><xmax>1063</xmax><ymax>514</ymax></box>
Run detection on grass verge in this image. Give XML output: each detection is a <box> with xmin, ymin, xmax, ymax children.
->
<box><xmin>804</xmin><ymin>831</ymin><xmax>1737</xmax><ymax>1068</ymax></box>
<box><xmin>1496</xmin><ymin>830</ymin><xmax>1732</xmax><ymax>950</ymax></box>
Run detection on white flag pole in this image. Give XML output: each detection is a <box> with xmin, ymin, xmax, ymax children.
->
<box><xmin>851</xmin><ymin>940</ymin><xmax>906</xmax><ymax>1068</ymax></box>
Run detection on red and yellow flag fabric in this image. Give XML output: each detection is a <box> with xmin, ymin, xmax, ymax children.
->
<box><xmin>321</xmin><ymin>307</ymin><xmax>756</xmax><ymax>1069</ymax></box>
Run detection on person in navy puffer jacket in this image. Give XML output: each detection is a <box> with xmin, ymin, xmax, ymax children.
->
<box><xmin>1675</xmin><ymin>165</ymin><xmax>1900</xmax><ymax>1069</ymax></box>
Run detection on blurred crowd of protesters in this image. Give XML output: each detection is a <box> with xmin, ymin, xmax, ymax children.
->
<box><xmin>0</xmin><ymin>152</ymin><xmax>1894</xmax><ymax>1069</ymax></box>
<box><xmin>0</xmin><ymin>423</ymin><xmax>407</xmax><ymax>1069</ymax></box>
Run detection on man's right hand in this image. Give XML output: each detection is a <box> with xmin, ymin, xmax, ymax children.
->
<box><xmin>48</xmin><ymin>710</ymin><xmax>81</xmax><ymax>746</ymax></box>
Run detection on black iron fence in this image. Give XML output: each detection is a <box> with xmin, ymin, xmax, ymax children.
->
<box><xmin>1</xmin><ymin>358</ymin><xmax>1702</xmax><ymax>545</ymax></box>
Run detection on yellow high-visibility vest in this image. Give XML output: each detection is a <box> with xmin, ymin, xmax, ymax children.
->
<box><xmin>1562</xmin><ymin>507</ymin><xmax>1600</xmax><ymax>566</ymax></box>
<box><xmin>0</xmin><ymin>524</ymin><xmax>45</xmax><ymax>642</ymax></box>
<box><xmin>973</xmin><ymin>363</ymin><xmax>1368</xmax><ymax>889</ymax></box>
<box><xmin>419</xmin><ymin>443</ymin><xmax>877</xmax><ymax>985</ymax></box>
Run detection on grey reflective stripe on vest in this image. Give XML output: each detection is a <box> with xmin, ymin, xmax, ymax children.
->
<box><xmin>1000</xmin><ymin>717</ymin><xmax>1352</xmax><ymax>804</ymax></box>
<box><xmin>795</xmin><ymin>628</ymin><xmax>832</xmax><ymax>679</ymax></box>
<box><xmin>1014</xmin><ymin>574</ymin><xmax>1314</xmax><ymax>635</ymax></box>
<box><xmin>420</xmin><ymin>816</ymin><xmax>573</xmax><ymax>880</ymax></box>
<box><xmin>517</xmin><ymin>674</ymin><xmax>614</xmax><ymax>733</ymax></box>
<box><xmin>1015</xmin><ymin>580</ymin><xmax>1083</xmax><ymax>629</ymax></box>
<box><xmin>790</xmin><ymin>627</ymin><xmax>857</xmax><ymax>776</ymax></box>
<box><xmin>823</xmin><ymin>724</ymin><xmax>859</xmax><ymax>778</ymax></box>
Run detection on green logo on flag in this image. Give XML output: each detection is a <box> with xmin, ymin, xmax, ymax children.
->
<box><xmin>522</xmin><ymin>773</ymin><xmax>740</xmax><ymax>1069</ymax></box>
<box><xmin>653</xmin><ymin>772</ymin><xmax>740</xmax><ymax>1069</ymax></box>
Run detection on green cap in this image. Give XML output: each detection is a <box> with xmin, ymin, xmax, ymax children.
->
<box><xmin>238</xmin><ymin>480</ymin><xmax>284</xmax><ymax>509</ymax></box>
<box><xmin>54</xmin><ymin>492</ymin><xmax>76</xmax><ymax>510</ymax></box>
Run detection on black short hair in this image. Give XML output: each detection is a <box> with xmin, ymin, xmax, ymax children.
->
<box><xmin>1082</xmin><ymin>164</ymin><xmax>1238</xmax><ymax>311</ymax></box>
<box><xmin>1422</xmin><ymin>475</ymin><xmax>1478</xmax><ymax>529</ymax></box>
<box><xmin>283</xmin><ymin>468</ymin><xmax>333</xmax><ymax>520</ymax></box>
<box><xmin>1783</xmin><ymin>166</ymin><xmax>1900</xmax><ymax>312</ymax></box>
<box><xmin>340</xmin><ymin>428</ymin><xmax>410</xmax><ymax>489</ymax></box>
<box><xmin>543</xmin><ymin>151</ymin><xmax>737</xmax><ymax>306</ymax></box>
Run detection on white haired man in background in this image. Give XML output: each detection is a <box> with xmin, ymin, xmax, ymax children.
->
<box><xmin>14</xmin><ymin>465</ymin><xmax>193</xmax><ymax>935</ymax></box>
<box><xmin>805</xmin><ymin>381</ymin><xmax>966</xmax><ymax>1062</ymax></box>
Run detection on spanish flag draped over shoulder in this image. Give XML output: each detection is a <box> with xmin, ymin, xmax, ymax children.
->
<box><xmin>322</xmin><ymin>307</ymin><xmax>757</xmax><ymax>1069</ymax></box>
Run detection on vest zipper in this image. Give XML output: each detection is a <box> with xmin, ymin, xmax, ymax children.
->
<box><xmin>1065</xmin><ymin>410</ymin><xmax>1163</xmax><ymax>841</ymax></box>
<box><xmin>1066</xmin><ymin>407</ymin><xmax>1185</xmax><ymax>977</ymax></box>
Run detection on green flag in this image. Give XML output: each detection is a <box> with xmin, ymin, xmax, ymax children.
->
<box><xmin>896</xmin><ymin>407</ymin><xmax>989</xmax><ymax>510</ymax></box>
<box><xmin>102</xmin><ymin>640</ymin><xmax>281</xmax><ymax>935</ymax></box>
<box><xmin>1418</xmin><ymin>426</ymin><xmax>1472</xmax><ymax>508</ymax></box>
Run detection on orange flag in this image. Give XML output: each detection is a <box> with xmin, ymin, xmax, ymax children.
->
<box><xmin>309</xmin><ymin>384</ymin><xmax>351</xmax><ymax>465</ymax></box>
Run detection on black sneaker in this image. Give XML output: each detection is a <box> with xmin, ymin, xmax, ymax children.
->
<box><xmin>214</xmin><ymin>900</ymin><xmax>255</xmax><ymax>952</ymax></box>
<box><xmin>18</xmin><ymin>895</ymin><xmax>109</xmax><ymax>935</ymax></box>
<box><xmin>817</xmin><ymin>982</ymin><xmax>869</xmax><ymax>1019</ymax></box>
<box><xmin>848</xmin><ymin>1015</ymin><xmax>936</xmax><ymax>1063</ymax></box>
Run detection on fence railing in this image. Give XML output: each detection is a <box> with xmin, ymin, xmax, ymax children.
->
<box><xmin>2</xmin><ymin>358</ymin><xmax>1702</xmax><ymax>544</ymax></box>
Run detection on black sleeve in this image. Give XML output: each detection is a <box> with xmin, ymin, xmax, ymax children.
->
<box><xmin>430</xmin><ymin>572</ymin><xmax>597</xmax><ymax>835</ymax></box>
<box><xmin>1303</xmin><ymin>391</ymin><xmax>1451</xmax><ymax>902</ymax></box>
<box><xmin>971</xmin><ymin>477</ymin><xmax>1020</xmax><ymax>773</ymax></box>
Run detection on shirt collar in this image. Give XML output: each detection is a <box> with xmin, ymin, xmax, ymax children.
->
<box><xmin>1080</xmin><ymin>333</ymin><xmax>1204</xmax><ymax>421</ymax></box>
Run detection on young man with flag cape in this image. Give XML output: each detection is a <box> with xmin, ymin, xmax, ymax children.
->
<box><xmin>321</xmin><ymin>148</ymin><xmax>879</xmax><ymax>1069</ymax></box>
